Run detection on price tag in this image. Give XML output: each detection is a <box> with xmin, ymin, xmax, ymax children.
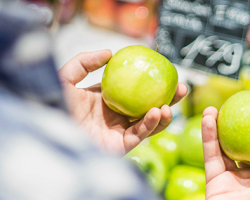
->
<box><xmin>156</xmin><ymin>0</ymin><xmax>250</xmax><ymax>79</ymax></box>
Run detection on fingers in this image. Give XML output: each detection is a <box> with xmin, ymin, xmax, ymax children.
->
<box><xmin>169</xmin><ymin>82</ymin><xmax>188</xmax><ymax>106</ymax></box>
<box><xmin>202</xmin><ymin>106</ymin><xmax>219</xmax><ymax>120</ymax></box>
<box><xmin>150</xmin><ymin>105</ymin><xmax>172</xmax><ymax>136</ymax></box>
<box><xmin>124</xmin><ymin>107</ymin><xmax>161</xmax><ymax>153</ymax></box>
<box><xmin>124</xmin><ymin>105</ymin><xmax>173</xmax><ymax>153</ymax></box>
<box><xmin>59</xmin><ymin>49</ymin><xmax>112</xmax><ymax>86</ymax></box>
<box><xmin>203</xmin><ymin>106</ymin><xmax>238</xmax><ymax>171</ymax></box>
<box><xmin>202</xmin><ymin>107</ymin><xmax>226</xmax><ymax>184</ymax></box>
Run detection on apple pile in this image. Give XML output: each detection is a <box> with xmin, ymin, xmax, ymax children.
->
<box><xmin>125</xmin><ymin>86</ymin><xmax>250</xmax><ymax>199</ymax></box>
<box><xmin>166</xmin><ymin>165</ymin><xmax>206</xmax><ymax>200</ymax></box>
<box><xmin>124</xmin><ymin>127</ymin><xmax>206</xmax><ymax>200</ymax></box>
<box><xmin>179</xmin><ymin>115</ymin><xmax>204</xmax><ymax>168</ymax></box>
<box><xmin>125</xmin><ymin>141</ymin><xmax>169</xmax><ymax>193</ymax></box>
<box><xmin>123</xmin><ymin>115</ymin><xmax>206</xmax><ymax>200</ymax></box>
<box><xmin>124</xmin><ymin>129</ymin><xmax>206</xmax><ymax>199</ymax></box>
<box><xmin>181</xmin><ymin>74</ymin><xmax>244</xmax><ymax>118</ymax></box>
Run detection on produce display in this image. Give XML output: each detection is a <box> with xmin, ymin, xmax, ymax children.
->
<box><xmin>208</xmin><ymin>75</ymin><xmax>244</xmax><ymax>103</ymax></box>
<box><xmin>165</xmin><ymin>165</ymin><xmax>206</xmax><ymax>200</ymax></box>
<box><xmin>182</xmin><ymin>74</ymin><xmax>245</xmax><ymax>118</ymax></box>
<box><xmin>124</xmin><ymin>127</ymin><xmax>206</xmax><ymax>200</ymax></box>
<box><xmin>126</xmin><ymin>142</ymin><xmax>169</xmax><ymax>193</ymax></box>
<box><xmin>149</xmin><ymin>129</ymin><xmax>180</xmax><ymax>169</ymax></box>
<box><xmin>101</xmin><ymin>42</ymin><xmax>250</xmax><ymax>199</ymax></box>
<box><xmin>83</xmin><ymin>0</ymin><xmax>159</xmax><ymax>39</ymax></box>
<box><xmin>122</xmin><ymin>73</ymin><xmax>250</xmax><ymax>199</ymax></box>
<box><xmin>17</xmin><ymin>1</ymin><xmax>250</xmax><ymax>199</ymax></box>
<box><xmin>181</xmin><ymin>84</ymin><xmax>224</xmax><ymax>118</ymax></box>
<box><xmin>239</xmin><ymin>66</ymin><xmax>250</xmax><ymax>90</ymax></box>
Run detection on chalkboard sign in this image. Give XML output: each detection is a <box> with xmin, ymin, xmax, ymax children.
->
<box><xmin>155</xmin><ymin>0</ymin><xmax>250</xmax><ymax>79</ymax></box>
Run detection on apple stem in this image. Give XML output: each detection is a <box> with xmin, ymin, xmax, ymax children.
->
<box><xmin>128</xmin><ymin>117</ymin><xmax>139</xmax><ymax>123</ymax></box>
<box><xmin>155</xmin><ymin>44</ymin><xmax>159</xmax><ymax>52</ymax></box>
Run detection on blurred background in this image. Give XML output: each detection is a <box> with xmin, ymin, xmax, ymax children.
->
<box><xmin>11</xmin><ymin>0</ymin><xmax>250</xmax><ymax>199</ymax></box>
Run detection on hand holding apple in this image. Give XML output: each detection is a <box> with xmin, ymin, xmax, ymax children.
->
<box><xmin>202</xmin><ymin>107</ymin><xmax>250</xmax><ymax>200</ymax></box>
<box><xmin>101</xmin><ymin>45</ymin><xmax>178</xmax><ymax>120</ymax></box>
<box><xmin>59</xmin><ymin>50</ymin><xmax>187</xmax><ymax>154</ymax></box>
<box><xmin>217</xmin><ymin>90</ymin><xmax>250</xmax><ymax>164</ymax></box>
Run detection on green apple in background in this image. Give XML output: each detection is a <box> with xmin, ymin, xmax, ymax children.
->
<box><xmin>218</xmin><ymin>90</ymin><xmax>250</xmax><ymax>164</ymax></box>
<box><xmin>208</xmin><ymin>74</ymin><xmax>244</xmax><ymax>102</ymax></box>
<box><xmin>149</xmin><ymin>129</ymin><xmax>180</xmax><ymax>169</ymax></box>
<box><xmin>165</xmin><ymin>165</ymin><xmax>206</xmax><ymax>200</ymax></box>
<box><xmin>179</xmin><ymin>115</ymin><xmax>204</xmax><ymax>168</ymax></box>
<box><xmin>239</xmin><ymin>66</ymin><xmax>250</xmax><ymax>90</ymax></box>
<box><xmin>181</xmin><ymin>84</ymin><xmax>224</xmax><ymax>118</ymax></box>
<box><xmin>181</xmin><ymin>193</ymin><xmax>205</xmax><ymax>200</ymax></box>
<box><xmin>101</xmin><ymin>45</ymin><xmax>178</xmax><ymax>119</ymax></box>
<box><xmin>125</xmin><ymin>143</ymin><xmax>169</xmax><ymax>193</ymax></box>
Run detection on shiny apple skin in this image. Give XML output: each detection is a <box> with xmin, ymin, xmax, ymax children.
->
<box><xmin>218</xmin><ymin>90</ymin><xmax>250</xmax><ymax>164</ymax></box>
<box><xmin>101</xmin><ymin>45</ymin><xmax>178</xmax><ymax>119</ymax></box>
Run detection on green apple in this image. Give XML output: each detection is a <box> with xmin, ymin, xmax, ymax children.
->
<box><xmin>101</xmin><ymin>45</ymin><xmax>178</xmax><ymax>119</ymax></box>
<box><xmin>181</xmin><ymin>84</ymin><xmax>224</xmax><ymax>118</ymax></box>
<box><xmin>165</xmin><ymin>165</ymin><xmax>206</xmax><ymax>200</ymax></box>
<box><xmin>181</xmin><ymin>193</ymin><xmax>205</xmax><ymax>200</ymax></box>
<box><xmin>149</xmin><ymin>129</ymin><xmax>180</xmax><ymax>169</ymax></box>
<box><xmin>218</xmin><ymin>90</ymin><xmax>250</xmax><ymax>164</ymax></box>
<box><xmin>179</xmin><ymin>115</ymin><xmax>204</xmax><ymax>168</ymax></box>
<box><xmin>125</xmin><ymin>143</ymin><xmax>169</xmax><ymax>193</ymax></box>
<box><xmin>239</xmin><ymin>66</ymin><xmax>250</xmax><ymax>90</ymax></box>
<box><xmin>208</xmin><ymin>74</ymin><xmax>244</xmax><ymax>102</ymax></box>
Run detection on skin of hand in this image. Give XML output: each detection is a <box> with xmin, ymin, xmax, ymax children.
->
<box><xmin>202</xmin><ymin>106</ymin><xmax>250</xmax><ymax>200</ymax></box>
<box><xmin>59</xmin><ymin>49</ymin><xmax>187</xmax><ymax>155</ymax></box>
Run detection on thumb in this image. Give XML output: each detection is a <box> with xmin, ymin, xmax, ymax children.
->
<box><xmin>59</xmin><ymin>49</ymin><xmax>112</xmax><ymax>85</ymax></box>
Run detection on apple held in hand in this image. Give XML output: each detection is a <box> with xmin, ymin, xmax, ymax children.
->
<box><xmin>101</xmin><ymin>45</ymin><xmax>178</xmax><ymax>119</ymax></box>
<box><xmin>218</xmin><ymin>90</ymin><xmax>250</xmax><ymax>164</ymax></box>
